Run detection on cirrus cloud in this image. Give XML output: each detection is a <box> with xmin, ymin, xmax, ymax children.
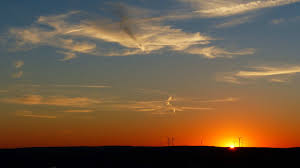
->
<box><xmin>182</xmin><ymin>0</ymin><xmax>300</xmax><ymax>18</ymax></box>
<box><xmin>8</xmin><ymin>4</ymin><xmax>254</xmax><ymax>59</ymax></box>
<box><xmin>219</xmin><ymin>65</ymin><xmax>300</xmax><ymax>84</ymax></box>
<box><xmin>2</xmin><ymin>94</ymin><xmax>101</xmax><ymax>107</ymax></box>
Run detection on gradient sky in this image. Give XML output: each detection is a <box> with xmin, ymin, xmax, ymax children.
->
<box><xmin>1</xmin><ymin>0</ymin><xmax>300</xmax><ymax>148</ymax></box>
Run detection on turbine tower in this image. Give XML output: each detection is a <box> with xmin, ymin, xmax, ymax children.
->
<box><xmin>172</xmin><ymin>137</ymin><xmax>175</xmax><ymax>146</ymax></box>
<box><xmin>238</xmin><ymin>137</ymin><xmax>243</xmax><ymax>147</ymax></box>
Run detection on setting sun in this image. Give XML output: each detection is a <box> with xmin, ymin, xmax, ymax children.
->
<box><xmin>1</xmin><ymin>0</ymin><xmax>300</xmax><ymax>167</ymax></box>
<box><xmin>1</xmin><ymin>0</ymin><xmax>300</xmax><ymax>150</ymax></box>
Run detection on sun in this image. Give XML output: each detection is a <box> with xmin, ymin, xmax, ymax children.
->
<box><xmin>229</xmin><ymin>145</ymin><xmax>235</xmax><ymax>149</ymax></box>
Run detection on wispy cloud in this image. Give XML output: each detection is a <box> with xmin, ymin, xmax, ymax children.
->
<box><xmin>215</xmin><ymin>15</ymin><xmax>255</xmax><ymax>28</ymax></box>
<box><xmin>236</xmin><ymin>66</ymin><xmax>300</xmax><ymax>77</ymax></box>
<box><xmin>14</xmin><ymin>60</ymin><xmax>24</xmax><ymax>68</ymax></box>
<box><xmin>8</xmin><ymin>4</ymin><xmax>253</xmax><ymax>59</ymax></box>
<box><xmin>179</xmin><ymin>107</ymin><xmax>214</xmax><ymax>110</ymax></box>
<box><xmin>271</xmin><ymin>18</ymin><xmax>285</xmax><ymax>24</ymax></box>
<box><xmin>16</xmin><ymin>111</ymin><xmax>56</xmax><ymax>119</ymax></box>
<box><xmin>182</xmin><ymin>0</ymin><xmax>300</xmax><ymax>18</ymax></box>
<box><xmin>12</xmin><ymin>84</ymin><xmax>111</xmax><ymax>89</ymax></box>
<box><xmin>0</xmin><ymin>90</ymin><xmax>8</xmax><ymax>93</ymax></box>
<box><xmin>186</xmin><ymin>46</ymin><xmax>255</xmax><ymax>58</ymax></box>
<box><xmin>58</xmin><ymin>51</ymin><xmax>77</xmax><ymax>61</ymax></box>
<box><xmin>10</xmin><ymin>11</ymin><xmax>96</xmax><ymax>58</ymax></box>
<box><xmin>269</xmin><ymin>78</ymin><xmax>289</xmax><ymax>83</ymax></box>
<box><xmin>53</xmin><ymin>84</ymin><xmax>111</xmax><ymax>88</ymax></box>
<box><xmin>136</xmin><ymin>88</ymin><xmax>170</xmax><ymax>96</ymax></box>
<box><xmin>22</xmin><ymin>114</ymin><xmax>57</xmax><ymax>119</ymax></box>
<box><xmin>63</xmin><ymin>109</ymin><xmax>94</xmax><ymax>113</ymax></box>
<box><xmin>12</xmin><ymin>71</ymin><xmax>23</xmax><ymax>78</ymax></box>
<box><xmin>119</xmin><ymin>96</ymin><xmax>214</xmax><ymax>115</ymax></box>
<box><xmin>197</xmin><ymin>97</ymin><xmax>239</xmax><ymax>103</ymax></box>
<box><xmin>216</xmin><ymin>74</ymin><xmax>241</xmax><ymax>84</ymax></box>
<box><xmin>271</xmin><ymin>16</ymin><xmax>300</xmax><ymax>24</ymax></box>
<box><xmin>11</xmin><ymin>60</ymin><xmax>24</xmax><ymax>78</ymax></box>
<box><xmin>9</xmin><ymin>10</ymin><xmax>209</xmax><ymax>57</ymax></box>
<box><xmin>219</xmin><ymin>65</ymin><xmax>300</xmax><ymax>84</ymax></box>
<box><xmin>3</xmin><ymin>95</ymin><xmax>101</xmax><ymax>107</ymax></box>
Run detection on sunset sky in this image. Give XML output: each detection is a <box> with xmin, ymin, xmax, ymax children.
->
<box><xmin>1</xmin><ymin>0</ymin><xmax>300</xmax><ymax>148</ymax></box>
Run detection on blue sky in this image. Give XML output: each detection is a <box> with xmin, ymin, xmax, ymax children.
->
<box><xmin>1</xmin><ymin>0</ymin><xmax>300</xmax><ymax>148</ymax></box>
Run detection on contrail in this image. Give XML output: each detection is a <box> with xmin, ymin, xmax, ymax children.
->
<box><xmin>114</xmin><ymin>3</ymin><xmax>145</xmax><ymax>51</ymax></box>
<box><xmin>166</xmin><ymin>96</ymin><xmax>173</xmax><ymax>106</ymax></box>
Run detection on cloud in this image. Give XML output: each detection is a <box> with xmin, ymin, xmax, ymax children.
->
<box><xmin>215</xmin><ymin>15</ymin><xmax>255</xmax><ymax>28</ymax></box>
<box><xmin>58</xmin><ymin>51</ymin><xmax>77</xmax><ymax>61</ymax></box>
<box><xmin>219</xmin><ymin>65</ymin><xmax>300</xmax><ymax>84</ymax></box>
<box><xmin>8</xmin><ymin>4</ymin><xmax>253</xmax><ymax>59</ymax></box>
<box><xmin>53</xmin><ymin>84</ymin><xmax>111</xmax><ymax>88</ymax></box>
<box><xmin>176</xmin><ymin>96</ymin><xmax>239</xmax><ymax>103</ymax></box>
<box><xmin>216</xmin><ymin>74</ymin><xmax>241</xmax><ymax>84</ymax></box>
<box><xmin>269</xmin><ymin>78</ymin><xmax>289</xmax><ymax>83</ymax></box>
<box><xmin>236</xmin><ymin>66</ymin><xmax>300</xmax><ymax>77</ymax></box>
<box><xmin>63</xmin><ymin>109</ymin><xmax>94</xmax><ymax>113</ymax></box>
<box><xmin>9</xmin><ymin>10</ymin><xmax>209</xmax><ymax>57</ymax></box>
<box><xmin>186</xmin><ymin>46</ymin><xmax>255</xmax><ymax>58</ymax></box>
<box><xmin>197</xmin><ymin>97</ymin><xmax>239</xmax><ymax>103</ymax></box>
<box><xmin>0</xmin><ymin>90</ymin><xmax>8</xmax><ymax>93</ymax></box>
<box><xmin>14</xmin><ymin>60</ymin><xmax>24</xmax><ymax>68</ymax></box>
<box><xmin>16</xmin><ymin>111</ymin><xmax>56</xmax><ymax>119</ymax></box>
<box><xmin>3</xmin><ymin>95</ymin><xmax>101</xmax><ymax>107</ymax></box>
<box><xmin>22</xmin><ymin>114</ymin><xmax>57</xmax><ymax>119</ymax></box>
<box><xmin>179</xmin><ymin>107</ymin><xmax>214</xmax><ymax>110</ymax></box>
<box><xmin>10</xmin><ymin>11</ymin><xmax>96</xmax><ymax>56</ymax></box>
<box><xmin>120</xmin><ymin>96</ymin><xmax>214</xmax><ymax>115</ymax></box>
<box><xmin>182</xmin><ymin>0</ymin><xmax>300</xmax><ymax>18</ymax></box>
<box><xmin>12</xmin><ymin>71</ymin><xmax>23</xmax><ymax>78</ymax></box>
<box><xmin>12</xmin><ymin>60</ymin><xmax>24</xmax><ymax>78</ymax></box>
<box><xmin>271</xmin><ymin>16</ymin><xmax>300</xmax><ymax>24</ymax></box>
<box><xmin>12</xmin><ymin>84</ymin><xmax>111</xmax><ymax>89</ymax></box>
<box><xmin>271</xmin><ymin>18</ymin><xmax>285</xmax><ymax>24</ymax></box>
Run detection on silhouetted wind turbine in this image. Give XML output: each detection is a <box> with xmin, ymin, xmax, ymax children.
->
<box><xmin>238</xmin><ymin>137</ymin><xmax>243</xmax><ymax>147</ymax></box>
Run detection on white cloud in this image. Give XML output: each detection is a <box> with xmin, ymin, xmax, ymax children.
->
<box><xmin>180</xmin><ymin>107</ymin><xmax>214</xmax><ymax>110</ymax></box>
<box><xmin>269</xmin><ymin>78</ymin><xmax>289</xmax><ymax>83</ymax></box>
<box><xmin>8</xmin><ymin>5</ymin><xmax>253</xmax><ymax>59</ymax></box>
<box><xmin>271</xmin><ymin>16</ymin><xmax>300</xmax><ymax>24</ymax></box>
<box><xmin>0</xmin><ymin>90</ymin><xmax>8</xmax><ymax>93</ymax></box>
<box><xmin>63</xmin><ymin>109</ymin><xmax>94</xmax><ymax>113</ymax></box>
<box><xmin>2</xmin><ymin>95</ymin><xmax>101</xmax><ymax>107</ymax></box>
<box><xmin>22</xmin><ymin>114</ymin><xmax>57</xmax><ymax>119</ymax></box>
<box><xmin>215</xmin><ymin>15</ymin><xmax>255</xmax><ymax>28</ymax></box>
<box><xmin>219</xmin><ymin>65</ymin><xmax>300</xmax><ymax>84</ymax></box>
<box><xmin>271</xmin><ymin>18</ymin><xmax>285</xmax><ymax>24</ymax></box>
<box><xmin>12</xmin><ymin>60</ymin><xmax>24</xmax><ymax>78</ymax></box>
<box><xmin>176</xmin><ymin>96</ymin><xmax>239</xmax><ymax>103</ymax></box>
<box><xmin>58</xmin><ymin>51</ymin><xmax>77</xmax><ymax>61</ymax></box>
<box><xmin>9</xmin><ymin>10</ymin><xmax>210</xmax><ymax>57</ymax></box>
<box><xmin>12</xmin><ymin>71</ymin><xmax>23</xmax><ymax>78</ymax></box>
<box><xmin>197</xmin><ymin>97</ymin><xmax>239</xmax><ymax>103</ymax></box>
<box><xmin>236</xmin><ymin>66</ymin><xmax>300</xmax><ymax>77</ymax></box>
<box><xmin>14</xmin><ymin>60</ymin><xmax>24</xmax><ymax>68</ymax></box>
<box><xmin>182</xmin><ymin>0</ymin><xmax>300</xmax><ymax>18</ymax></box>
<box><xmin>53</xmin><ymin>84</ymin><xmax>111</xmax><ymax>88</ymax></box>
<box><xmin>12</xmin><ymin>84</ymin><xmax>111</xmax><ymax>89</ymax></box>
<box><xmin>216</xmin><ymin>74</ymin><xmax>241</xmax><ymax>84</ymax></box>
<box><xmin>119</xmin><ymin>96</ymin><xmax>214</xmax><ymax>115</ymax></box>
<box><xmin>10</xmin><ymin>11</ymin><xmax>96</xmax><ymax>55</ymax></box>
<box><xmin>186</xmin><ymin>46</ymin><xmax>255</xmax><ymax>58</ymax></box>
<box><xmin>16</xmin><ymin>111</ymin><xmax>56</xmax><ymax>119</ymax></box>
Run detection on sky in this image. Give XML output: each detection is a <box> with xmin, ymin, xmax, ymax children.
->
<box><xmin>1</xmin><ymin>0</ymin><xmax>300</xmax><ymax>148</ymax></box>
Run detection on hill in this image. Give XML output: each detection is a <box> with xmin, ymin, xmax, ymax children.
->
<box><xmin>0</xmin><ymin>146</ymin><xmax>299</xmax><ymax>167</ymax></box>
